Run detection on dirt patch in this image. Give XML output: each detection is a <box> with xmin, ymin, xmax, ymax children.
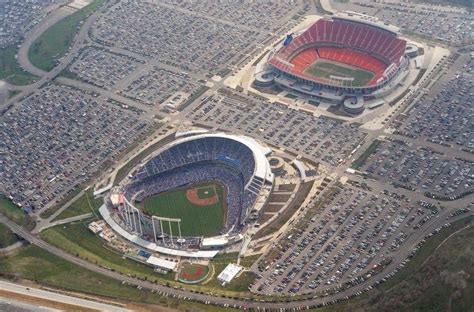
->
<box><xmin>268</xmin><ymin>193</ymin><xmax>292</xmax><ymax>203</ymax></box>
<box><xmin>264</xmin><ymin>204</ymin><xmax>285</xmax><ymax>213</ymax></box>
<box><xmin>186</xmin><ymin>185</ymin><xmax>219</xmax><ymax>206</ymax></box>
<box><xmin>277</xmin><ymin>184</ymin><xmax>296</xmax><ymax>192</ymax></box>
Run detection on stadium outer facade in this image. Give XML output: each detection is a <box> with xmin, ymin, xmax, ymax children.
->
<box><xmin>99</xmin><ymin>131</ymin><xmax>274</xmax><ymax>259</ymax></box>
<box><xmin>254</xmin><ymin>12</ymin><xmax>411</xmax><ymax>113</ymax></box>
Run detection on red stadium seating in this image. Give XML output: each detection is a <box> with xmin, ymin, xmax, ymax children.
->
<box><xmin>270</xmin><ymin>18</ymin><xmax>407</xmax><ymax>87</ymax></box>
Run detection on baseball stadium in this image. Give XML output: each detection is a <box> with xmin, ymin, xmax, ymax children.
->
<box><xmin>99</xmin><ymin>132</ymin><xmax>275</xmax><ymax>258</ymax></box>
<box><xmin>254</xmin><ymin>12</ymin><xmax>412</xmax><ymax>114</ymax></box>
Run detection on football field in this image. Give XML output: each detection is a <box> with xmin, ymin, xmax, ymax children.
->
<box><xmin>142</xmin><ymin>182</ymin><xmax>225</xmax><ymax>237</ymax></box>
<box><xmin>304</xmin><ymin>60</ymin><xmax>374</xmax><ymax>86</ymax></box>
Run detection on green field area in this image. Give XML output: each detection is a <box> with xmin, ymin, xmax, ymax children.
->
<box><xmin>0</xmin><ymin>223</ymin><xmax>19</xmax><ymax>248</ymax></box>
<box><xmin>0</xmin><ymin>245</ymin><xmax>238</xmax><ymax>311</ymax></box>
<box><xmin>39</xmin><ymin>187</ymin><xmax>82</xmax><ymax>219</ymax></box>
<box><xmin>0</xmin><ymin>46</ymin><xmax>39</xmax><ymax>85</ymax></box>
<box><xmin>40</xmin><ymin>221</ymin><xmax>175</xmax><ymax>282</ymax></box>
<box><xmin>52</xmin><ymin>190</ymin><xmax>103</xmax><ymax>221</ymax></box>
<box><xmin>351</xmin><ymin>139</ymin><xmax>382</xmax><ymax>170</ymax></box>
<box><xmin>205</xmin><ymin>253</ymin><xmax>260</xmax><ymax>292</ymax></box>
<box><xmin>28</xmin><ymin>0</ymin><xmax>106</xmax><ymax>71</ymax></box>
<box><xmin>304</xmin><ymin>60</ymin><xmax>374</xmax><ymax>87</ymax></box>
<box><xmin>0</xmin><ymin>195</ymin><xmax>35</xmax><ymax>231</ymax></box>
<box><xmin>178</xmin><ymin>263</ymin><xmax>210</xmax><ymax>284</ymax></box>
<box><xmin>142</xmin><ymin>182</ymin><xmax>225</xmax><ymax>237</ymax></box>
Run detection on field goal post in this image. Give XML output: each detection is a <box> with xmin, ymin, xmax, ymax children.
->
<box><xmin>151</xmin><ymin>215</ymin><xmax>183</xmax><ymax>247</ymax></box>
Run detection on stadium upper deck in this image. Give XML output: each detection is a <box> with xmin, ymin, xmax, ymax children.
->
<box><xmin>268</xmin><ymin>14</ymin><xmax>407</xmax><ymax>91</ymax></box>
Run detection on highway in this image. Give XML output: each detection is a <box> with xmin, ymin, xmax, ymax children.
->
<box><xmin>0</xmin><ymin>280</ymin><xmax>131</xmax><ymax>312</ymax></box>
<box><xmin>1</xmin><ymin>0</ymin><xmax>472</xmax><ymax>309</ymax></box>
<box><xmin>1</xmin><ymin>211</ymin><xmax>471</xmax><ymax>310</ymax></box>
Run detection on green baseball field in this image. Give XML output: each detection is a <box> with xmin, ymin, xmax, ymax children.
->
<box><xmin>142</xmin><ymin>182</ymin><xmax>226</xmax><ymax>237</ymax></box>
<box><xmin>304</xmin><ymin>60</ymin><xmax>374</xmax><ymax>86</ymax></box>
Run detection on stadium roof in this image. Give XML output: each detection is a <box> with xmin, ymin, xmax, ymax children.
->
<box><xmin>99</xmin><ymin>205</ymin><xmax>219</xmax><ymax>258</ymax></box>
<box><xmin>202</xmin><ymin>236</ymin><xmax>230</xmax><ymax>247</ymax></box>
<box><xmin>143</xmin><ymin>132</ymin><xmax>273</xmax><ymax>184</ymax></box>
<box><xmin>146</xmin><ymin>256</ymin><xmax>177</xmax><ymax>271</ymax></box>
<box><xmin>217</xmin><ymin>263</ymin><xmax>242</xmax><ymax>284</ymax></box>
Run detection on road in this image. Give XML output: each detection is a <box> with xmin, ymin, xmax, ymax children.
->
<box><xmin>1</xmin><ymin>3</ymin><xmax>102</xmax><ymax>112</ymax></box>
<box><xmin>2</xmin><ymin>0</ymin><xmax>472</xmax><ymax>309</ymax></box>
<box><xmin>0</xmin><ymin>297</ymin><xmax>59</xmax><ymax>312</ymax></box>
<box><xmin>0</xmin><ymin>280</ymin><xmax>131</xmax><ymax>312</ymax></box>
<box><xmin>1</xmin><ymin>211</ymin><xmax>471</xmax><ymax>309</ymax></box>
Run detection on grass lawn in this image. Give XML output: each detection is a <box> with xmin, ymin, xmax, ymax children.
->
<box><xmin>0</xmin><ymin>195</ymin><xmax>35</xmax><ymax>231</ymax></box>
<box><xmin>351</xmin><ymin>139</ymin><xmax>382</xmax><ymax>170</ymax></box>
<box><xmin>305</xmin><ymin>60</ymin><xmax>373</xmax><ymax>87</ymax></box>
<box><xmin>39</xmin><ymin>221</ymin><xmax>175</xmax><ymax>282</ymax></box>
<box><xmin>142</xmin><ymin>182</ymin><xmax>225</xmax><ymax>237</ymax></box>
<box><xmin>52</xmin><ymin>190</ymin><xmax>103</xmax><ymax>221</ymax></box>
<box><xmin>8</xmin><ymin>90</ymin><xmax>21</xmax><ymax>98</ymax></box>
<box><xmin>39</xmin><ymin>187</ymin><xmax>82</xmax><ymax>219</ymax></box>
<box><xmin>205</xmin><ymin>253</ymin><xmax>260</xmax><ymax>292</ymax></box>
<box><xmin>0</xmin><ymin>223</ymin><xmax>19</xmax><ymax>248</ymax></box>
<box><xmin>0</xmin><ymin>46</ymin><xmax>39</xmax><ymax>85</ymax></box>
<box><xmin>39</xmin><ymin>220</ymin><xmax>261</xmax><ymax>298</ymax></box>
<box><xmin>28</xmin><ymin>0</ymin><xmax>106</xmax><ymax>71</ymax></box>
<box><xmin>0</xmin><ymin>245</ymin><xmax>240</xmax><ymax>311</ymax></box>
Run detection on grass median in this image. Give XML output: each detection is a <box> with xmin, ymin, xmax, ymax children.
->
<box><xmin>39</xmin><ymin>220</ymin><xmax>175</xmax><ymax>282</ymax></box>
<box><xmin>29</xmin><ymin>0</ymin><xmax>107</xmax><ymax>71</ymax></box>
<box><xmin>0</xmin><ymin>45</ymin><xmax>39</xmax><ymax>85</ymax></box>
<box><xmin>0</xmin><ymin>195</ymin><xmax>35</xmax><ymax>231</ymax></box>
<box><xmin>0</xmin><ymin>245</ymin><xmax>239</xmax><ymax>311</ymax></box>
<box><xmin>52</xmin><ymin>190</ymin><xmax>103</xmax><ymax>222</ymax></box>
<box><xmin>0</xmin><ymin>223</ymin><xmax>19</xmax><ymax>248</ymax></box>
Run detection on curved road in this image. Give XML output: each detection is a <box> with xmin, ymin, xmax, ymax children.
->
<box><xmin>2</xmin><ymin>0</ymin><xmax>472</xmax><ymax>309</ymax></box>
<box><xmin>1</xmin><ymin>211</ymin><xmax>471</xmax><ymax>310</ymax></box>
<box><xmin>1</xmin><ymin>4</ymin><xmax>103</xmax><ymax>111</ymax></box>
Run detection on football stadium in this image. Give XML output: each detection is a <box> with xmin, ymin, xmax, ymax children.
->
<box><xmin>99</xmin><ymin>132</ymin><xmax>275</xmax><ymax>258</ymax></box>
<box><xmin>254</xmin><ymin>12</ymin><xmax>412</xmax><ymax>114</ymax></box>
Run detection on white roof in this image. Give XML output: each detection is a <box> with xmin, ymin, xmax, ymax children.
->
<box><xmin>201</xmin><ymin>236</ymin><xmax>229</xmax><ymax>247</ymax></box>
<box><xmin>217</xmin><ymin>263</ymin><xmax>242</xmax><ymax>284</ymax></box>
<box><xmin>292</xmin><ymin>159</ymin><xmax>306</xmax><ymax>180</ymax></box>
<box><xmin>94</xmin><ymin>184</ymin><xmax>112</xmax><ymax>196</ymax></box>
<box><xmin>146</xmin><ymin>256</ymin><xmax>177</xmax><ymax>271</ymax></box>
<box><xmin>175</xmin><ymin>129</ymin><xmax>209</xmax><ymax>138</ymax></box>
<box><xmin>99</xmin><ymin>205</ymin><xmax>219</xmax><ymax>258</ymax></box>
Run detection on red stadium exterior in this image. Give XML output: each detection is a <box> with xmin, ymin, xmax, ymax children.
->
<box><xmin>265</xmin><ymin>15</ymin><xmax>408</xmax><ymax>96</ymax></box>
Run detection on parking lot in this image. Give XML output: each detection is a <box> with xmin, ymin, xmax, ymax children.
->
<box><xmin>360</xmin><ymin>140</ymin><xmax>473</xmax><ymax>199</ymax></box>
<box><xmin>395</xmin><ymin>58</ymin><xmax>473</xmax><ymax>152</ymax></box>
<box><xmin>1</xmin><ymin>0</ymin><xmax>55</xmax><ymax>48</ymax></box>
<box><xmin>69</xmin><ymin>46</ymin><xmax>141</xmax><ymax>91</ymax></box>
<box><xmin>333</xmin><ymin>0</ymin><xmax>473</xmax><ymax>45</ymax></box>
<box><xmin>122</xmin><ymin>66</ymin><xmax>201</xmax><ymax>107</ymax></box>
<box><xmin>159</xmin><ymin>0</ymin><xmax>304</xmax><ymax>33</ymax></box>
<box><xmin>187</xmin><ymin>90</ymin><xmax>366</xmax><ymax>167</ymax></box>
<box><xmin>252</xmin><ymin>182</ymin><xmax>439</xmax><ymax>295</ymax></box>
<box><xmin>0</xmin><ymin>85</ymin><xmax>153</xmax><ymax>211</ymax></box>
<box><xmin>91</xmin><ymin>1</ymin><xmax>266</xmax><ymax>76</ymax></box>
